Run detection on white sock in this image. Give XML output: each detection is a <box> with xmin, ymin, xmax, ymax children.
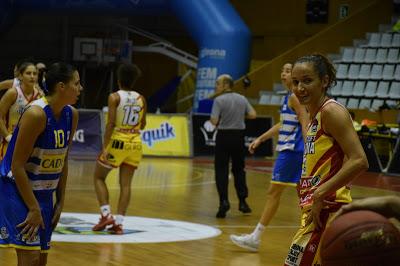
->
<box><xmin>100</xmin><ymin>205</ymin><xmax>111</xmax><ymax>217</ymax></box>
<box><xmin>115</xmin><ymin>215</ymin><xmax>124</xmax><ymax>225</ymax></box>
<box><xmin>251</xmin><ymin>223</ymin><xmax>266</xmax><ymax>241</ymax></box>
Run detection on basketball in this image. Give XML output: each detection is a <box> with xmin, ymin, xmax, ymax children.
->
<box><xmin>321</xmin><ymin>210</ymin><xmax>400</xmax><ymax>266</ymax></box>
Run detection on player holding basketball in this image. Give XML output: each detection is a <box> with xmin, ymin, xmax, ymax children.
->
<box><xmin>284</xmin><ymin>54</ymin><xmax>368</xmax><ymax>266</ymax></box>
<box><xmin>92</xmin><ymin>63</ymin><xmax>146</xmax><ymax>235</ymax></box>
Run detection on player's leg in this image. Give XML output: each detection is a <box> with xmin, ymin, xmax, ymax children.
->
<box><xmin>16</xmin><ymin>249</ymin><xmax>41</xmax><ymax>266</ymax></box>
<box><xmin>38</xmin><ymin>252</ymin><xmax>48</xmax><ymax>266</ymax></box>
<box><xmin>230</xmin><ymin>183</ymin><xmax>286</xmax><ymax>251</ymax></box>
<box><xmin>92</xmin><ymin>160</ymin><xmax>114</xmax><ymax>231</ymax></box>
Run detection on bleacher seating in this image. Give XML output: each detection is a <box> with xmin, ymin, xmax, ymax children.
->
<box><xmin>331</xmin><ymin>29</ymin><xmax>400</xmax><ymax>110</ymax></box>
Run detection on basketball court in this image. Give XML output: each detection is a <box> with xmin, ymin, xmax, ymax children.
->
<box><xmin>1</xmin><ymin>157</ymin><xmax>398</xmax><ymax>266</ymax></box>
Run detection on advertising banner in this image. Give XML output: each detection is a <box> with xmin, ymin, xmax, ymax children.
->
<box><xmin>142</xmin><ymin>114</ymin><xmax>192</xmax><ymax>157</ymax></box>
<box><xmin>70</xmin><ymin>109</ymin><xmax>103</xmax><ymax>159</ymax></box>
<box><xmin>192</xmin><ymin>114</ymin><xmax>273</xmax><ymax>157</ymax></box>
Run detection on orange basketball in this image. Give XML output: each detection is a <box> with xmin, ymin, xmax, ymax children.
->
<box><xmin>321</xmin><ymin>210</ymin><xmax>400</xmax><ymax>266</ymax></box>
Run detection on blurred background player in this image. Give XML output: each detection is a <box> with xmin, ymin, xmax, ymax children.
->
<box><xmin>210</xmin><ymin>74</ymin><xmax>257</xmax><ymax>218</ymax></box>
<box><xmin>284</xmin><ymin>54</ymin><xmax>368</xmax><ymax>266</ymax></box>
<box><xmin>230</xmin><ymin>63</ymin><xmax>309</xmax><ymax>251</ymax></box>
<box><xmin>92</xmin><ymin>63</ymin><xmax>147</xmax><ymax>235</ymax></box>
<box><xmin>0</xmin><ymin>62</ymin><xmax>41</xmax><ymax>160</ymax></box>
<box><xmin>0</xmin><ymin>62</ymin><xmax>80</xmax><ymax>265</ymax></box>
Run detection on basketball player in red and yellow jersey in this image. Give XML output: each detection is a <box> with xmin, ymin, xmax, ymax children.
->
<box><xmin>284</xmin><ymin>54</ymin><xmax>368</xmax><ymax>266</ymax></box>
<box><xmin>92</xmin><ymin>63</ymin><xmax>147</xmax><ymax>235</ymax></box>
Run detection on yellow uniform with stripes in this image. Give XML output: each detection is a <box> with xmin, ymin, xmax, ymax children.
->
<box><xmin>98</xmin><ymin>90</ymin><xmax>145</xmax><ymax>168</ymax></box>
<box><xmin>285</xmin><ymin>99</ymin><xmax>352</xmax><ymax>266</ymax></box>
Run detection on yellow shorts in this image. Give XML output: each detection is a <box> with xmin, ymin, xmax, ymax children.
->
<box><xmin>284</xmin><ymin>208</ymin><xmax>340</xmax><ymax>266</ymax></box>
<box><xmin>98</xmin><ymin>134</ymin><xmax>142</xmax><ymax>169</ymax></box>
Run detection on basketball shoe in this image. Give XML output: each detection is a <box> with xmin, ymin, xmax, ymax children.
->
<box><xmin>92</xmin><ymin>214</ymin><xmax>115</xmax><ymax>231</ymax></box>
<box><xmin>230</xmin><ymin>234</ymin><xmax>259</xmax><ymax>252</ymax></box>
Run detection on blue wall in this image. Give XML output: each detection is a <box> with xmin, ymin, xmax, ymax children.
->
<box><xmin>2</xmin><ymin>0</ymin><xmax>251</xmax><ymax>112</ymax></box>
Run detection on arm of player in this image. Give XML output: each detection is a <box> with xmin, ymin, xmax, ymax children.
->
<box><xmin>11</xmin><ymin>106</ymin><xmax>46</xmax><ymax>240</ymax></box>
<box><xmin>0</xmin><ymin>79</ymin><xmax>14</xmax><ymax>90</ymax></box>
<box><xmin>249</xmin><ymin>123</ymin><xmax>280</xmax><ymax>154</ymax></box>
<box><xmin>139</xmin><ymin>95</ymin><xmax>147</xmax><ymax>130</ymax></box>
<box><xmin>0</xmin><ymin>88</ymin><xmax>18</xmax><ymax>140</ymax></box>
<box><xmin>310</xmin><ymin>104</ymin><xmax>369</xmax><ymax>229</ymax></box>
<box><xmin>289</xmin><ymin>93</ymin><xmax>309</xmax><ymax>140</ymax></box>
<box><xmin>52</xmin><ymin>107</ymin><xmax>79</xmax><ymax>230</ymax></box>
<box><xmin>103</xmin><ymin>93</ymin><xmax>119</xmax><ymax>150</ymax></box>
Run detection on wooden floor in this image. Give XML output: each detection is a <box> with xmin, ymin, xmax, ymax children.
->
<box><xmin>1</xmin><ymin>157</ymin><xmax>399</xmax><ymax>266</ymax></box>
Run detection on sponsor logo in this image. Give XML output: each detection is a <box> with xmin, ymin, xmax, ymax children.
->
<box><xmin>199</xmin><ymin>48</ymin><xmax>226</xmax><ymax>59</ymax></box>
<box><xmin>73</xmin><ymin>129</ymin><xmax>85</xmax><ymax>143</ymax></box>
<box><xmin>142</xmin><ymin>122</ymin><xmax>175</xmax><ymax>147</ymax></box>
<box><xmin>200</xmin><ymin>120</ymin><xmax>217</xmax><ymax>146</ymax></box>
<box><xmin>196</xmin><ymin>67</ymin><xmax>218</xmax><ymax>89</ymax></box>
<box><xmin>52</xmin><ymin>213</ymin><xmax>221</xmax><ymax>243</ymax></box>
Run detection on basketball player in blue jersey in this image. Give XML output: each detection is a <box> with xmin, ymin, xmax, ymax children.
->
<box><xmin>93</xmin><ymin>63</ymin><xmax>146</xmax><ymax>235</ymax></box>
<box><xmin>0</xmin><ymin>62</ymin><xmax>81</xmax><ymax>265</ymax></box>
<box><xmin>231</xmin><ymin>63</ymin><xmax>309</xmax><ymax>252</ymax></box>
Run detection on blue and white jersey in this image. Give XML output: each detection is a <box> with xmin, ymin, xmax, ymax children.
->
<box><xmin>0</xmin><ymin>97</ymin><xmax>73</xmax><ymax>194</ymax></box>
<box><xmin>276</xmin><ymin>93</ymin><xmax>303</xmax><ymax>153</ymax></box>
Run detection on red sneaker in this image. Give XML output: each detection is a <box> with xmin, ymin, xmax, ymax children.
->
<box><xmin>107</xmin><ymin>223</ymin><xmax>123</xmax><ymax>235</ymax></box>
<box><xmin>92</xmin><ymin>215</ymin><xmax>115</xmax><ymax>231</ymax></box>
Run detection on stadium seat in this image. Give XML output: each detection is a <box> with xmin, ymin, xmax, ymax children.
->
<box><xmin>370</xmin><ymin>64</ymin><xmax>383</xmax><ymax>80</ymax></box>
<box><xmin>364</xmin><ymin>33</ymin><xmax>381</xmax><ymax>47</ymax></box>
<box><xmin>376</xmin><ymin>81</ymin><xmax>390</xmax><ymax>98</ymax></box>
<box><xmin>389</xmin><ymin>82</ymin><xmax>400</xmax><ymax>100</ymax></box>
<box><xmin>359</xmin><ymin>98</ymin><xmax>372</xmax><ymax>109</ymax></box>
<box><xmin>364</xmin><ymin>81</ymin><xmax>378</xmax><ymax>97</ymax></box>
<box><xmin>364</xmin><ymin>48</ymin><xmax>377</xmax><ymax>63</ymax></box>
<box><xmin>258</xmin><ymin>91</ymin><xmax>272</xmax><ymax>105</ymax></box>
<box><xmin>380</xmin><ymin>33</ymin><xmax>392</xmax><ymax>48</ymax></box>
<box><xmin>394</xmin><ymin>65</ymin><xmax>400</xmax><ymax>81</ymax></box>
<box><xmin>352</xmin><ymin>81</ymin><xmax>366</xmax><ymax>97</ymax></box>
<box><xmin>382</xmin><ymin>64</ymin><xmax>395</xmax><ymax>80</ymax></box>
<box><xmin>348</xmin><ymin>64</ymin><xmax>360</xmax><ymax>79</ymax></box>
<box><xmin>336</xmin><ymin>97</ymin><xmax>347</xmax><ymax>106</ymax></box>
<box><xmin>353</xmin><ymin>48</ymin><xmax>366</xmax><ymax>63</ymax></box>
<box><xmin>330</xmin><ymin>81</ymin><xmax>342</xmax><ymax>97</ymax></box>
<box><xmin>347</xmin><ymin>98</ymin><xmax>360</xmax><ymax>109</ymax></box>
<box><xmin>340</xmin><ymin>47</ymin><xmax>354</xmax><ymax>63</ymax></box>
<box><xmin>371</xmin><ymin>99</ymin><xmax>384</xmax><ymax>110</ymax></box>
<box><xmin>336</xmin><ymin>64</ymin><xmax>348</xmax><ymax>79</ymax></box>
<box><xmin>341</xmin><ymin>81</ymin><xmax>354</xmax><ymax>97</ymax></box>
<box><xmin>387</xmin><ymin>49</ymin><xmax>399</xmax><ymax>63</ymax></box>
<box><xmin>375</xmin><ymin>48</ymin><xmax>388</xmax><ymax>63</ymax></box>
<box><xmin>270</xmin><ymin>95</ymin><xmax>283</xmax><ymax>105</ymax></box>
<box><xmin>391</xmin><ymin>34</ymin><xmax>400</xmax><ymax>47</ymax></box>
<box><xmin>358</xmin><ymin>64</ymin><xmax>371</xmax><ymax>79</ymax></box>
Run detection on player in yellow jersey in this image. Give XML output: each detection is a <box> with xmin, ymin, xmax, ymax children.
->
<box><xmin>284</xmin><ymin>54</ymin><xmax>369</xmax><ymax>266</ymax></box>
<box><xmin>0</xmin><ymin>62</ymin><xmax>41</xmax><ymax>160</ymax></box>
<box><xmin>92</xmin><ymin>63</ymin><xmax>146</xmax><ymax>234</ymax></box>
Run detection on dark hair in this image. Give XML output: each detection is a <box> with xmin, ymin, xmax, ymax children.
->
<box><xmin>41</xmin><ymin>62</ymin><xmax>77</xmax><ymax>95</ymax></box>
<box><xmin>293</xmin><ymin>53</ymin><xmax>337</xmax><ymax>91</ymax></box>
<box><xmin>18</xmin><ymin>62</ymin><xmax>36</xmax><ymax>75</ymax></box>
<box><xmin>117</xmin><ymin>63</ymin><xmax>141</xmax><ymax>90</ymax></box>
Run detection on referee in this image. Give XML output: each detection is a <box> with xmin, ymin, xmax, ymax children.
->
<box><xmin>210</xmin><ymin>74</ymin><xmax>257</xmax><ymax>218</ymax></box>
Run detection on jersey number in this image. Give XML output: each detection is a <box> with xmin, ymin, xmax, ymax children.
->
<box><xmin>54</xmin><ymin>130</ymin><xmax>65</xmax><ymax>148</ymax></box>
<box><xmin>122</xmin><ymin>105</ymin><xmax>142</xmax><ymax>126</ymax></box>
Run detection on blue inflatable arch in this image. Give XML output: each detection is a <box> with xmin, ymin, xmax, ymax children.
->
<box><xmin>2</xmin><ymin>0</ymin><xmax>251</xmax><ymax>112</ymax></box>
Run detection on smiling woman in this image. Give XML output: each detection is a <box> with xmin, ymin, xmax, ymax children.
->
<box><xmin>0</xmin><ymin>62</ymin><xmax>81</xmax><ymax>266</ymax></box>
<box><xmin>284</xmin><ymin>54</ymin><xmax>369</xmax><ymax>266</ymax></box>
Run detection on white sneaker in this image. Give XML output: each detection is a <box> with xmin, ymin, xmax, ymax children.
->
<box><xmin>230</xmin><ymin>234</ymin><xmax>260</xmax><ymax>252</ymax></box>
